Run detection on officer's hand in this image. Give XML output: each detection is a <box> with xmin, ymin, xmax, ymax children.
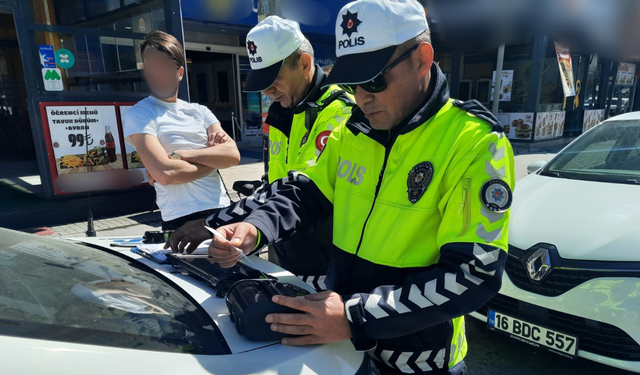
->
<box><xmin>266</xmin><ymin>290</ymin><xmax>352</xmax><ymax>346</ymax></box>
<box><xmin>208</xmin><ymin>223</ymin><xmax>258</xmax><ymax>268</ymax></box>
<box><xmin>164</xmin><ymin>219</ymin><xmax>210</xmax><ymax>253</ymax></box>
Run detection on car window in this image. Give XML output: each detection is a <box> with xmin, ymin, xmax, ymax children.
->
<box><xmin>542</xmin><ymin>120</ymin><xmax>640</xmax><ymax>184</ymax></box>
<box><xmin>0</xmin><ymin>228</ymin><xmax>230</xmax><ymax>355</ymax></box>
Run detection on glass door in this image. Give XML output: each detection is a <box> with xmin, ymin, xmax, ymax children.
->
<box><xmin>237</xmin><ymin>55</ymin><xmax>263</xmax><ymax>140</ymax></box>
<box><xmin>0</xmin><ymin>10</ymin><xmax>44</xmax><ymax>204</ymax></box>
<box><xmin>186</xmin><ymin>50</ymin><xmax>235</xmax><ymax>136</ymax></box>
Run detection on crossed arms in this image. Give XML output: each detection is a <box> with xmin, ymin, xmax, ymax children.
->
<box><xmin>129</xmin><ymin>123</ymin><xmax>240</xmax><ymax>186</ymax></box>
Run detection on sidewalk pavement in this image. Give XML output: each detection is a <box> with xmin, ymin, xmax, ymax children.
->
<box><xmin>34</xmin><ymin>154</ymin><xmax>264</xmax><ymax>239</ymax></box>
<box><xmin>28</xmin><ymin>137</ymin><xmax>570</xmax><ymax>239</ymax></box>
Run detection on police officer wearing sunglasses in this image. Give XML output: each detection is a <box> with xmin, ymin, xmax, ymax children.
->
<box><xmin>207</xmin><ymin>1</ymin><xmax>515</xmax><ymax>374</ymax></box>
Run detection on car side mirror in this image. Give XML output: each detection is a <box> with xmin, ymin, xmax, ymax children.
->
<box><xmin>527</xmin><ymin>160</ymin><xmax>547</xmax><ymax>174</ymax></box>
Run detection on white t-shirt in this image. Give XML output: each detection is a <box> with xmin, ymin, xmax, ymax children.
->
<box><xmin>123</xmin><ymin>96</ymin><xmax>230</xmax><ymax>221</ymax></box>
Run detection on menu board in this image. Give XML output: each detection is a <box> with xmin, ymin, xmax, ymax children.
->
<box><xmin>583</xmin><ymin>109</ymin><xmax>605</xmax><ymax>132</ymax></box>
<box><xmin>40</xmin><ymin>102</ymin><xmax>146</xmax><ymax>195</ymax></box>
<box><xmin>45</xmin><ymin>105</ymin><xmax>124</xmax><ymax>175</ymax></box>
<box><xmin>535</xmin><ymin>111</ymin><xmax>566</xmax><ymax>141</ymax></box>
<box><xmin>498</xmin><ymin>112</ymin><xmax>535</xmax><ymax>141</ymax></box>
<box><xmin>616</xmin><ymin>62</ymin><xmax>636</xmax><ymax>86</ymax></box>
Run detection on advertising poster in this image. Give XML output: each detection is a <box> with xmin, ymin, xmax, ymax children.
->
<box><xmin>118</xmin><ymin>105</ymin><xmax>145</xmax><ymax>170</ymax></box>
<box><xmin>502</xmin><ymin>113</ymin><xmax>535</xmax><ymax>141</ymax></box>
<box><xmin>244</xmin><ymin>92</ymin><xmax>262</xmax><ymax>136</ymax></box>
<box><xmin>260</xmin><ymin>93</ymin><xmax>274</xmax><ymax>134</ymax></box>
<box><xmin>583</xmin><ymin>109</ymin><xmax>605</xmax><ymax>132</ymax></box>
<box><xmin>497</xmin><ymin>113</ymin><xmax>510</xmax><ymax>136</ymax></box>
<box><xmin>553</xmin><ymin>111</ymin><xmax>566</xmax><ymax>138</ymax></box>
<box><xmin>45</xmin><ymin>105</ymin><xmax>124</xmax><ymax>175</ymax></box>
<box><xmin>554</xmin><ymin>42</ymin><xmax>576</xmax><ymax>97</ymax></box>
<box><xmin>491</xmin><ymin>70</ymin><xmax>514</xmax><ymax>102</ymax></box>
<box><xmin>535</xmin><ymin>111</ymin><xmax>566</xmax><ymax>141</ymax></box>
<box><xmin>616</xmin><ymin>62</ymin><xmax>636</xmax><ymax>85</ymax></box>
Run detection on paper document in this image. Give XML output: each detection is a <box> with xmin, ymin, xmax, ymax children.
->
<box><xmin>131</xmin><ymin>242</ymin><xmax>209</xmax><ymax>263</ymax></box>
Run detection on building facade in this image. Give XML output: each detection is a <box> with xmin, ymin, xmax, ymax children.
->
<box><xmin>0</xmin><ymin>0</ymin><xmax>637</xmax><ymax>217</ymax></box>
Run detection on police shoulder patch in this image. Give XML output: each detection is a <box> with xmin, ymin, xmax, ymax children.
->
<box><xmin>481</xmin><ymin>179</ymin><xmax>512</xmax><ymax>213</ymax></box>
<box><xmin>407</xmin><ymin>162</ymin><xmax>434</xmax><ymax>203</ymax></box>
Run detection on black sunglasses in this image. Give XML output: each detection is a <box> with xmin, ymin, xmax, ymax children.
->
<box><xmin>340</xmin><ymin>44</ymin><xmax>419</xmax><ymax>94</ymax></box>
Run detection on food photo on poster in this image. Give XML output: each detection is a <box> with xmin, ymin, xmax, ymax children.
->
<box><xmin>46</xmin><ymin>106</ymin><xmax>124</xmax><ymax>174</ymax></box>
<box><xmin>534</xmin><ymin>111</ymin><xmax>566</xmax><ymax>141</ymax></box>
<box><xmin>41</xmin><ymin>104</ymin><xmax>146</xmax><ymax>193</ymax></box>
<box><xmin>498</xmin><ymin>113</ymin><xmax>535</xmax><ymax>141</ymax></box>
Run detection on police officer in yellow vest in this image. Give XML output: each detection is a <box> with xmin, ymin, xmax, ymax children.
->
<box><xmin>208</xmin><ymin>1</ymin><xmax>514</xmax><ymax>373</ymax></box>
<box><xmin>166</xmin><ymin>16</ymin><xmax>353</xmax><ymax>289</ymax></box>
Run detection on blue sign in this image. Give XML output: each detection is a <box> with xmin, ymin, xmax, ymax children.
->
<box><xmin>247</xmin><ymin>92</ymin><xmax>261</xmax><ymax>112</ymax></box>
<box><xmin>180</xmin><ymin>0</ymin><xmax>349</xmax><ymax>35</ymax></box>
<box><xmin>181</xmin><ymin>0</ymin><xmax>257</xmax><ymax>26</ymax></box>
<box><xmin>488</xmin><ymin>310</ymin><xmax>496</xmax><ymax>327</ymax></box>
<box><xmin>39</xmin><ymin>45</ymin><xmax>56</xmax><ymax>68</ymax></box>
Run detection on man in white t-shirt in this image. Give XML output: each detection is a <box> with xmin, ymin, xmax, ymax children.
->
<box><xmin>123</xmin><ymin>30</ymin><xmax>241</xmax><ymax>230</ymax></box>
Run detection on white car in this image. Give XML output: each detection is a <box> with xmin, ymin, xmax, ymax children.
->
<box><xmin>0</xmin><ymin>228</ymin><xmax>370</xmax><ymax>374</ymax></box>
<box><xmin>470</xmin><ymin>112</ymin><xmax>640</xmax><ymax>373</ymax></box>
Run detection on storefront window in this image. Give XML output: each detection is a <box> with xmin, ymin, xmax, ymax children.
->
<box><xmin>461</xmin><ymin>50</ymin><xmax>495</xmax><ymax>104</ymax></box>
<box><xmin>538</xmin><ymin>65</ymin><xmax>563</xmax><ymax>111</ymax></box>
<box><xmin>31</xmin><ymin>0</ymin><xmax>166</xmax><ymax>93</ymax></box>
<box><xmin>500</xmin><ymin>43</ymin><xmax>533</xmax><ymax>112</ymax></box>
<box><xmin>458</xmin><ymin>41</ymin><xmax>537</xmax><ymax>141</ymax></box>
<box><xmin>239</xmin><ymin>56</ymin><xmax>263</xmax><ymax>138</ymax></box>
<box><xmin>537</xmin><ymin>41</ymin><xmax>579</xmax><ymax>112</ymax></box>
<box><xmin>458</xmin><ymin>42</ymin><xmax>532</xmax><ymax>112</ymax></box>
<box><xmin>608</xmin><ymin>61</ymin><xmax>637</xmax><ymax>117</ymax></box>
<box><xmin>35</xmin><ymin>32</ymin><xmax>148</xmax><ymax>92</ymax></box>
<box><xmin>583</xmin><ymin>54</ymin><xmax>602</xmax><ymax>109</ymax></box>
<box><xmin>31</xmin><ymin>0</ymin><xmax>165</xmax><ymax>32</ymax></box>
<box><xmin>186</xmin><ymin>51</ymin><xmax>236</xmax><ymax>135</ymax></box>
<box><xmin>434</xmin><ymin>52</ymin><xmax>452</xmax><ymax>73</ymax></box>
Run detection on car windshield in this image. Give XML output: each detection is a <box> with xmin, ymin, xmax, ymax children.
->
<box><xmin>0</xmin><ymin>229</ymin><xmax>230</xmax><ymax>355</ymax></box>
<box><xmin>541</xmin><ymin>119</ymin><xmax>640</xmax><ymax>185</ymax></box>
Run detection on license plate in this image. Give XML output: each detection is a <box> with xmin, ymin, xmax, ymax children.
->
<box><xmin>487</xmin><ymin>310</ymin><xmax>578</xmax><ymax>359</ymax></box>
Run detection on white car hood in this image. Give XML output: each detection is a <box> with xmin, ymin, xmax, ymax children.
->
<box><xmin>72</xmin><ymin>237</ymin><xmax>317</xmax><ymax>354</ymax></box>
<box><xmin>509</xmin><ymin>174</ymin><xmax>640</xmax><ymax>261</ymax></box>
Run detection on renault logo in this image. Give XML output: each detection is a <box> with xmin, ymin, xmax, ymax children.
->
<box><xmin>525</xmin><ymin>248</ymin><xmax>552</xmax><ymax>282</ymax></box>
